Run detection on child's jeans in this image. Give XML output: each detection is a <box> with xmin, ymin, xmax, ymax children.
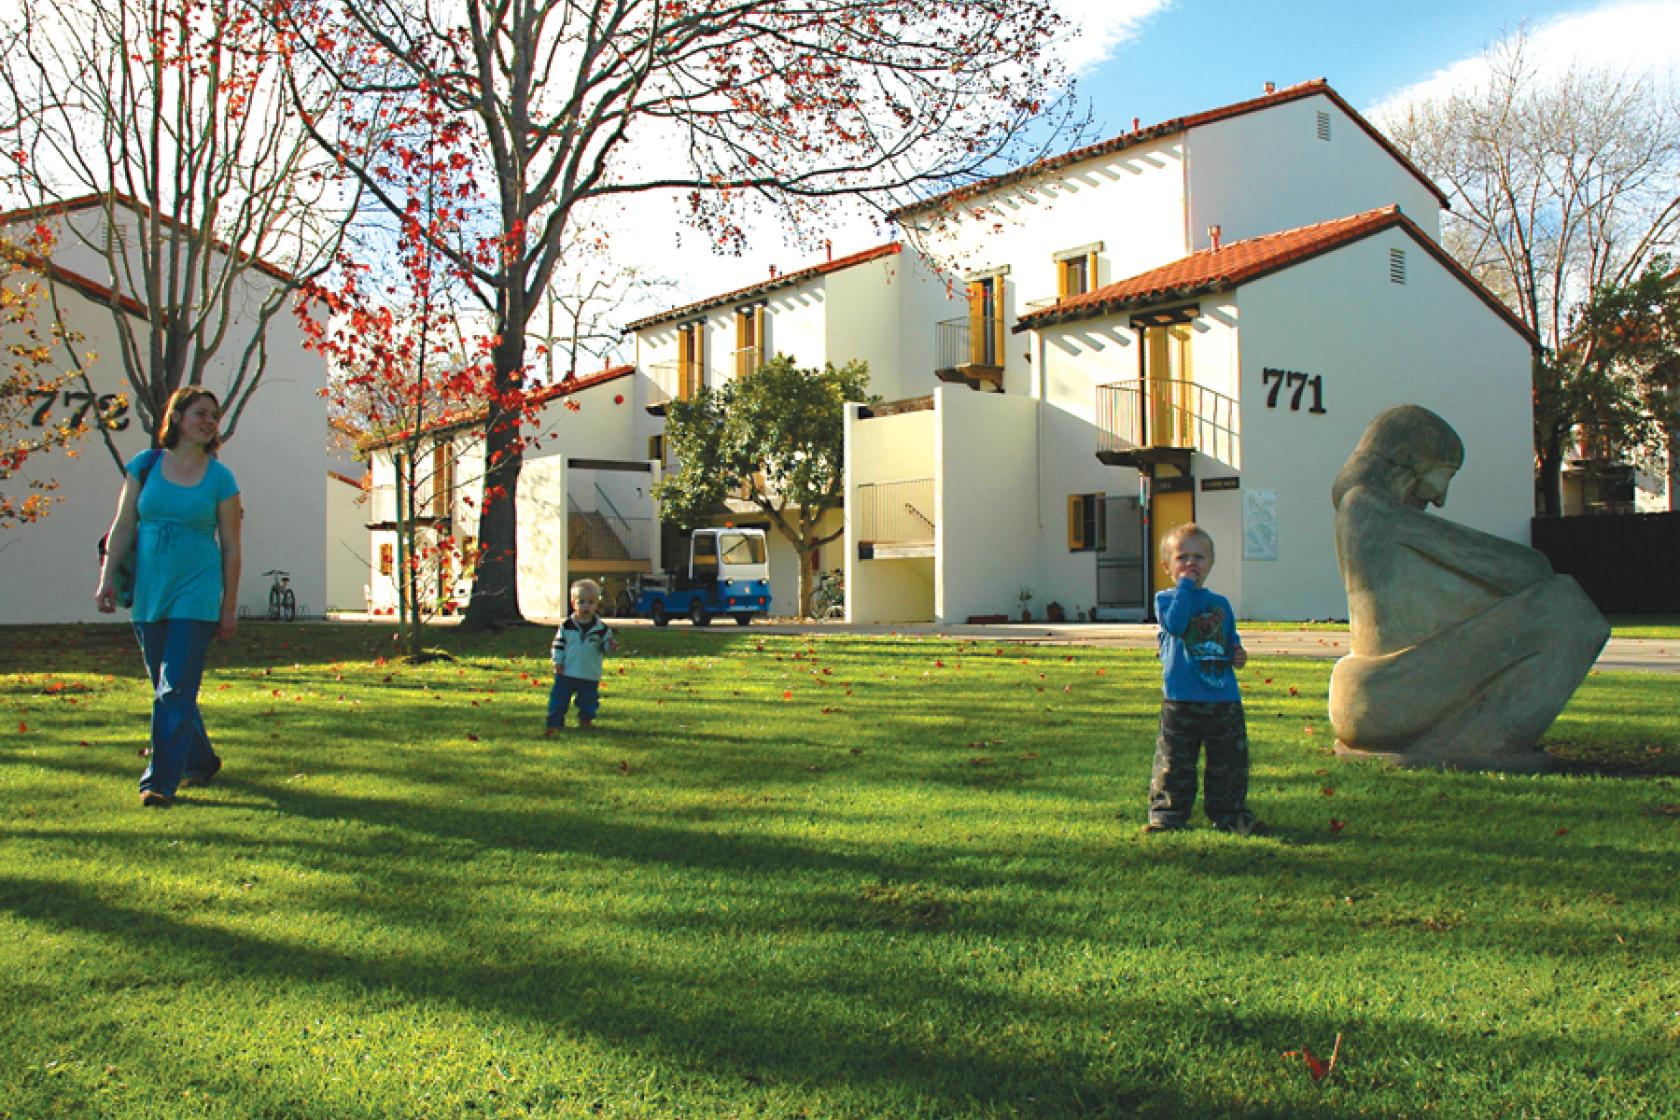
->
<box><xmin>548</xmin><ymin>673</ymin><xmax>601</xmax><ymax>726</ymax></box>
<box><xmin>1148</xmin><ymin>700</ymin><xmax>1255</xmax><ymax>830</ymax></box>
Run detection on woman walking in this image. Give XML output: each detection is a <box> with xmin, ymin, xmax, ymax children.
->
<box><xmin>95</xmin><ymin>387</ymin><xmax>242</xmax><ymax>807</ymax></box>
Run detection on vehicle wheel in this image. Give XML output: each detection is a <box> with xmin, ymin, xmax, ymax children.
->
<box><xmin>688</xmin><ymin>600</ymin><xmax>710</xmax><ymax>627</ymax></box>
<box><xmin>614</xmin><ymin>589</ymin><xmax>636</xmax><ymax>618</ymax></box>
<box><xmin>734</xmin><ymin>614</ymin><xmax>752</xmax><ymax>626</ymax></box>
<box><xmin>267</xmin><ymin>585</ymin><xmax>282</xmax><ymax>621</ymax></box>
<box><xmin>650</xmin><ymin>600</ymin><xmax>669</xmax><ymax>627</ymax></box>
<box><xmin>281</xmin><ymin>588</ymin><xmax>297</xmax><ymax>622</ymax></box>
<box><xmin>821</xmin><ymin>604</ymin><xmax>843</xmax><ymax>622</ymax></box>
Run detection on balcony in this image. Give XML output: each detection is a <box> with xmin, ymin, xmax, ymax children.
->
<box><xmin>933</xmin><ymin>316</ymin><xmax>1004</xmax><ymax>392</ymax></box>
<box><xmin>365</xmin><ymin>486</ymin><xmax>449</xmax><ymax>529</ymax></box>
<box><xmin>1095</xmin><ymin>380</ymin><xmax>1240</xmax><ymax>471</ymax></box>
<box><xmin>857</xmin><ymin>477</ymin><xmax>935</xmax><ymax>559</ymax></box>
<box><xmin>566</xmin><ymin>495</ymin><xmax>653</xmax><ymax>573</ymax></box>
<box><xmin>645</xmin><ymin>359</ymin><xmax>701</xmax><ymax>414</ymax></box>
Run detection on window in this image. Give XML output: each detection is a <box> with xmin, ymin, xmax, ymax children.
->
<box><xmin>734</xmin><ymin>305</ymin><xmax>765</xmax><ymax>378</ymax></box>
<box><xmin>1054</xmin><ymin>242</ymin><xmax>1102</xmax><ymax>299</ymax></box>
<box><xmin>379</xmin><ymin>542</ymin><xmax>394</xmax><ymax>576</ymax></box>
<box><xmin>431</xmin><ymin>443</ymin><xmax>453</xmax><ymax>518</ymax></box>
<box><xmin>692</xmin><ymin>532</ymin><xmax>718</xmax><ymax>573</ymax></box>
<box><xmin>677</xmin><ymin>321</ymin><xmax>705</xmax><ymax>400</ymax></box>
<box><xmin>647</xmin><ymin>433</ymin><xmax>666</xmax><ymax>463</ymax></box>
<box><xmin>1389</xmin><ymin>247</ymin><xmax>1407</xmax><ymax>285</ymax></box>
<box><xmin>719</xmin><ymin>532</ymin><xmax>766</xmax><ymax>565</ymax></box>
<box><xmin>1068</xmin><ymin>493</ymin><xmax>1106</xmax><ymax>551</ymax></box>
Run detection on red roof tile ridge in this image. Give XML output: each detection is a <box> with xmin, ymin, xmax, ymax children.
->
<box><xmin>624</xmin><ymin>241</ymin><xmax>903</xmax><ymax>332</ymax></box>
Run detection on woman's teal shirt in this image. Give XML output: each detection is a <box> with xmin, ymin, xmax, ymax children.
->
<box><xmin>128</xmin><ymin>451</ymin><xmax>240</xmax><ymax>623</ymax></box>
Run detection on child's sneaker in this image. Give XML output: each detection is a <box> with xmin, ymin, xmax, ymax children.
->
<box><xmin>1141</xmin><ymin>820</ymin><xmax>1183</xmax><ymax>834</ymax></box>
<box><xmin>1217</xmin><ymin>816</ymin><xmax>1269</xmax><ymax>837</ymax></box>
<box><xmin>544</xmin><ymin>725</ymin><xmax>561</xmax><ymax>737</ymax></box>
<box><xmin>578</xmin><ymin>717</ymin><xmax>594</xmax><ymax>730</ymax></box>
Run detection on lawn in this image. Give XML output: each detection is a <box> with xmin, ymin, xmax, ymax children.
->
<box><xmin>1238</xmin><ymin>616</ymin><xmax>1680</xmax><ymax>640</ymax></box>
<box><xmin>2</xmin><ymin>623</ymin><xmax>1677</xmax><ymax>1120</ymax></box>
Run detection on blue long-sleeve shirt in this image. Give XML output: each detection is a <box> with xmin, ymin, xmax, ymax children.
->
<box><xmin>1155</xmin><ymin>578</ymin><xmax>1243</xmax><ymax>702</ymax></box>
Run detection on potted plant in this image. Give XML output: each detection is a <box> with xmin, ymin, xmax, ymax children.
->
<box><xmin>1017</xmin><ymin>586</ymin><xmax>1034</xmax><ymax>622</ymax></box>
<box><xmin>1045</xmin><ymin>601</ymin><xmax>1066</xmax><ymax>622</ymax></box>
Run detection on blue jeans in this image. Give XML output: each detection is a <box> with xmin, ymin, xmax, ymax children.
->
<box><xmin>134</xmin><ymin>620</ymin><xmax>219</xmax><ymax>797</ymax></box>
<box><xmin>547</xmin><ymin>674</ymin><xmax>601</xmax><ymax>726</ymax></box>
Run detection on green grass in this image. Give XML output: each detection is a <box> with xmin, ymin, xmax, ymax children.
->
<box><xmin>3</xmin><ymin>623</ymin><xmax>1677</xmax><ymax>1119</ymax></box>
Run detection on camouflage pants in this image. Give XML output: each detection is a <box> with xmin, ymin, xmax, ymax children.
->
<box><xmin>1148</xmin><ymin>701</ymin><xmax>1254</xmax><ymax>830</ymax></box>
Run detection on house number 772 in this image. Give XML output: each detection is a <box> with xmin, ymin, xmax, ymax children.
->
<box><xmin>1260</xmin><ymin>368</ymin><xmax>1326</xmax><ymax>414</ymax></box>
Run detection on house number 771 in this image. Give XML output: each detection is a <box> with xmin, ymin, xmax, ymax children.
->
<box><xmin>1261</xmin><ymin>368</ymin><xmax>1326</xmax><ymax>414</ymax></box>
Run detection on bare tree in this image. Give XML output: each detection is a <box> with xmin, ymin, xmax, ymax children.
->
<box><xmin>0</xmin><ymin>0</ymin><xmax>355</xmax><ymax>457</ymax></box>
<box><xmin>1378</xmin><ymin>29</ymin><xmax>1680</xmax><ymax>514</ymax></box>
<box><xmin>274</xmin><ymin>0</ymin><xmax>1081</xmax><ymax>627</ymax></box>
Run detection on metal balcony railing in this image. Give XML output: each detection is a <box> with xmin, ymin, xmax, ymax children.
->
<box><xmin>1095</xmin><ymin>379</ymin><xmax>1240</xmax><ymax>466</ymax></box>
<box><xmin>857</xmin><ymin>478</ymin><xmax>935</xmax><ymax>544</ymax></box>
<box><xmin>648</xmin><ymin>358</ymin><xmax>702</xmax><ymax>404</ymax></box>
<box><xmin>936</xmin><ymin>315</ymin><xmax>1003</xmax><ymax>372</ymax></box>
<box><xmin>733</xmin><ymin>344</ymin><xmax>764</xmax><ymax>379</ymax></box>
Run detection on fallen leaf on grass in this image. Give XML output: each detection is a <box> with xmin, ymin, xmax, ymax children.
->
<box><xmin>1555</xmin><ymin>827</ymin><xmax>1569</xmax><ymax>836</ymax></box>
<box><xmin>1322</xmin><ymin>786</ymin><xmax>1335</xmax><ymax>797</ymax></box>
<box><xmin>466</xmin><ymin>733</ymin><xmax>480</xmax><ymax>743</ymax></box>
<box><xmin>1283</xmin><ymin>1033</ymin><xmax>1342</xmax><ymax>1084</ymax></box>
<box><xmin>619</xmin><ymin>760</ymin><xmax>631</xmax><ymax>775</ymax></box>
<box><xmin>1329</xmin><ymin>818</ymin><xmax>1346</xmax><ymax>834</ymax></box>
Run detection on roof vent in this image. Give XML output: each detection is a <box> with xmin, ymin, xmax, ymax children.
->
<box><xmin>1316</xmin><ymin>111</ymin><xmax>1331</xmax><ymax>141</ymax></box>
<box><xmin>1208</xmin><ymin>225</ymin><xmax>1222</xmax><ymax>251</ymax></box>
<box><xmin>1389</xmin><ymin>247</ymin><xmax>1406</xmax><ymax>285</ymax></box>
<box><xmin>1264</xmin><ymin>81</ymin><xmax>1276</xmax><ymax>94</ymax></box>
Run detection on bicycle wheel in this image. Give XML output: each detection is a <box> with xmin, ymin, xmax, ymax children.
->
<box><xmin>281</xmin><ymin>588</ymin><xmax>296</xmax><ymax>622</ymax></box>
<box><xmin>614</xmin><ymin>588</ymin><xmax>636</xmax><ymax>618</ymax></box>
<box><xmin>268</xmin><ymin>584</ymin><xmax>282</xmax><ymax>621</ymax></box>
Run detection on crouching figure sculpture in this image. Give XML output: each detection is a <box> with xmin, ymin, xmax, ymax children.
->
<box><xmin>1329</xmin><ymin>405</ymin><xmax>1608</xmax><ymax>772</ymax></box>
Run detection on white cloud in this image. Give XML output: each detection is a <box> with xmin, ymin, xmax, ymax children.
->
<box><xmin>1371</xmin><ymin>0</ymin><xmax>1680</xmax><ymax>113</ymax></box>
<box><xmin>1048</xmin><ymin>0</ymin><xmax>1175</xmax><ymax>76</ymax></box>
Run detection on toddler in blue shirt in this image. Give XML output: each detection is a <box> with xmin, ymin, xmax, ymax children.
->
<box><xmin>547</xmin><ymin>579</ymin><xmax>619</xmax><ymax>732</ymax></box>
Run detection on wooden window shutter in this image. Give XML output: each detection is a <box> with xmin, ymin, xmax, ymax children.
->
<box><xmin>1057</xmin><ymin>259</ymin><xmax>1070</xmax><ymax>299</ymax></box>
<box><xmin>1086</xmin><ymin>251</ymin><xmax>1098</xmax><ymax>294</ymax></box>
<box><xmin>1068</xmin><ymin>494</ymin><xmax>1085</xmax><ymax>550</ymax></box>
<box><xmin>735</xmin><ymin>311</ymin><xmax>748</xmax><ymax>379</ymax></box>
<box><xmin>754</xmin><ymin>305</ymin><xmax>765</xmax><ymax>366</ymax></box>
<box><xmin>1092</xmin><ymin>494</ymin><xmax>1106</xmax><ymax>551</ymax></box>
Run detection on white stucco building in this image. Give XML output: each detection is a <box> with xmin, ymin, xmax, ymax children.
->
<box><xmin>844</xmin><ymin>80</ymin><xmax>1539</xmax><ymax>623</ymax></box>
<box><xmin>624</xmin><ymin>243</ymin><xmax>962</xmax><ymax>616</ymax></box>
<box><xmin>0</xmin><ymin>194</ymin><xmax>330</xmax><ymax>625</ymax></box>
<box><xmin>362</xmin><ymin>365</ymin><xmax>659</xmax><ymax>621</ymax></box>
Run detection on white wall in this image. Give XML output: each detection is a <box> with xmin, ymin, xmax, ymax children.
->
<box><xmin>844</xmin><ymin>401</ymin><xmax>939</xmax><ymax>622</ymax></box>
<box><xmin>0</xmin><ymin>215</ymin><xmax>328</xmax><ymax>625</ymax></box>
<box><xmin>1235</xmin><ymin>230</ymin><xmax>1534</xmax><ymax>619</ymax></box>
<box><xmin>325</xmin><ymin>472</ymin><xmax>368</xmax><ymax>612</ymax></box>
<box><xmin>936</xmin><ymin>389</ymin><xmax>1040</xmax><ymax>622</ymax></box>
<box><xmin>517</xmin><ymin>455</ymin><xmax>568</xmax><ymax>619</ymax></box>
<box><xmin>1185</xmin><ymin>94</ymin><xmax>1444</xmax><ymax>249</ymax></box>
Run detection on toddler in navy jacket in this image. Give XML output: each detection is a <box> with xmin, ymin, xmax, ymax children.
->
<box><xmin>547</xmin><ymin>579</ymin><xmax>618</xmax><ymax>731</ymax></box>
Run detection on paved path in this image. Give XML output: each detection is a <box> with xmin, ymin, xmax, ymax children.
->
<box><xmin>332</xmin><ymin>615</ymin><xmax>1680</xmax><ymax>674</ymax></box>
<box><xmin>673</xmin><ymin>620</ymin><xmax>1680</xmax><ymax>675</ymax></box>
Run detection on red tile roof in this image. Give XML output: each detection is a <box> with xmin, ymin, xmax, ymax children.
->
<box><xmin>1014</xmin><ymin>205</ymin><xmax>1538</xmax><ymax>348</ymax></box>
<box><xmin>890</xmin><ymin>80</ymin><xmax>1448</xmax><ymax>221</ymax></box>
<box><xmin>0</xmin><ymin>192</ymin><xmax>297</xmax><ymax>283</ymax></box>
<box><xmin>624</xmin><ymin>242</ymin><xmax>903</xmax><ymax>332</ymax></box>
<box><xmin>359</xmin><ymin>364</ymin><xmax>637</xmax><ymax>451</ymax></box>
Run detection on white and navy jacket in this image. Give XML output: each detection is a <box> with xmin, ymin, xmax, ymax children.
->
<box><xmin>550</xmin><ymin>616</ymin><xmax>616</xmax><ymax>681</ymax></box>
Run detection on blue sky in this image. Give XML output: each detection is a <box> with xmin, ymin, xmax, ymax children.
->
<box><xmin>1074</xmin><ymin>0</ymin><xmax>1597</xmax><ymax>127</ymax></box>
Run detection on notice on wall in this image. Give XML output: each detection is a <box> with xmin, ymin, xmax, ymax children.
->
<box><xmin>1243</xmin><ymin>488</ymin><xmax>1278</xmax><ymax>561</ymax></box>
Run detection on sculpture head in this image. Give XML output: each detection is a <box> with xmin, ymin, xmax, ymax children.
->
<box><xmin>1332</xmin><ymin>405</ymin><xmax>1465</xmax><ymax>511</ymax></box>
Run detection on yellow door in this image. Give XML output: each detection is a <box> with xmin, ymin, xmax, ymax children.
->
<box><xmin>967</xmin><ymin>280</ymin><xmax>991</xmax><ymax>367</ymax></box>
<box><xmin>1149</xmin><ymin>486</ymin><xmax>1196</xmax><ymax>600</ymax></box>
<box><xmin>1144</xmin><ymin>324</ymin><xmax>1194</xmax><ymax>447</ymax></box>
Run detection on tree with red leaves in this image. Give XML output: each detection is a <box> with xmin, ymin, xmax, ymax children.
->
<box><xmin>271</xmin><ymin>0</ymin><xmax>1080</xmax><ymax>627</ymax></box>
<box><xmin>1</xmin><ymin>225</ymin><xmax>100</xmax><ymax>530</ymax></box>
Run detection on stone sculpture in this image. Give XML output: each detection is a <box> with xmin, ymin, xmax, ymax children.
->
<box><xmin>1328</xmin><ymin>405</ymin><xmax>1608</xmax><ymax>772</ymax></box>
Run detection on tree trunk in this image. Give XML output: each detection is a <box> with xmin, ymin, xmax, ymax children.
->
<box><xmin>795</xmin><ymin>546</ymin><xmax>814</xmax><ymax>620</ymax></box>
<box><xmin>1536</xmin><ymin>451</ymin><xmax>1563</xmax><ymax>517</ymax></box>
<box><xmin>462</xmin><ymin>341</ymin><xmax>527</xmax><ymax>630</ymax></box>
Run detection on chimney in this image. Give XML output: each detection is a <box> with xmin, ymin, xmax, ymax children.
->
<box><xmin>769</xmin><ymin>264</ymin><xmax>778</xmax><ymax>278</ymax></box>
<box><xmin>825</xmin><ymin>238</ymin><xmax>833</xmax><ymax>262</ymax></box>
<box><xmin>1132</xmin><ymin>117</ymin><xmax>1140</xmax><ymax>132</ymax></box>
<box><xmin>1264</xmin><ymin>81</ymin><xmax>1275</xmax><ymax>94</ymax></box>
<box><xmin>1208</xmin><ymin>225</ymin><xmax>1222</xmax><ymax>251</ymax></box>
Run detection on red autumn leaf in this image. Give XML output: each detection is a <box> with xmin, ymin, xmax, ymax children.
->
<box><xmin>783</xmin><ymin>690</ymin><xmax>793</xmax><ymax>700</ymax></box>
<box><xmin>1321</xmin><ymin>786</ymin><xmax>1335</xmax><ymax>797</ymax></box>
<box><xmin>17</xmin><ymin>722</ymin><xmax>27</xmax><ymax>733</ymax></box>
<box><xmin>1555</xmin><ymin>827</ymin><xmax>1569</xmax><ymax>836</ymax></box>
<box><xmin>1288</xmin><ymin>686</ymin><xmax>1300</xmax><ymax>697</ymax></box>
<box><xmin>619</xmin><ymin>759</ymin><xmax>631</xmax><ymax>775</ymax></box>
<box><xmin>466</xmin><ymin>733</ymin><xmax>480</xmax><ymax>742</ymax></box>
<box><xmin>1329</xmin><ymin>818</ymin><xmax>1347</xmax><ymax>834</ymax></box>
<box><xmin>1302</xmin><ymin>1047</ymin><xmax>1330</xmax><ymax>1081</ymax></box>
<box><xmin>1264</xmin><ymin>677</ymin><xmax>1273</xmax><ymax>684</ymax></box>
<box><xmin>78</xmin><ymin>740</ymin><xmax>89</xmax><ymax>747</ymax></box>
<box><xmin>935</xmin><ymin>660</ymin><xmax>945</xmax><ymax>668</ymax></box>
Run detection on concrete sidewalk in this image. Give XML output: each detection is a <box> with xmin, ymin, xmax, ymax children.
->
<box><xmin>327</xmin><ymin>614</ymin><xmax>1680</xmax><ymax>674</ymax></box>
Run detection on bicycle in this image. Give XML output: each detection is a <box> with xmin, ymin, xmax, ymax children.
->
<box><xmin>263</xmin><ymin>569</ymin><xmax>296</xmax><ymax>622</ymax></box>
<box><xmin>807</xmin><ymin>568</ymin><xmax>844</xmax><ymax>621</ymax></box>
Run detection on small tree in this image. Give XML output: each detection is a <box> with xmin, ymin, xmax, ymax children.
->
<box><xmin>0</xmin><ymin>225</ymin><xmax>103</xmax><ymax>533</ymax></box>
<box><xmin>1573</xmin><ymin>261</ymin><xmax>1680</xmax><ymax>508</ymax></box>
<box><xmin>655</xmin><ymin>355</ymin><xmax>870</xmax><ymax>616</ymax></box>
